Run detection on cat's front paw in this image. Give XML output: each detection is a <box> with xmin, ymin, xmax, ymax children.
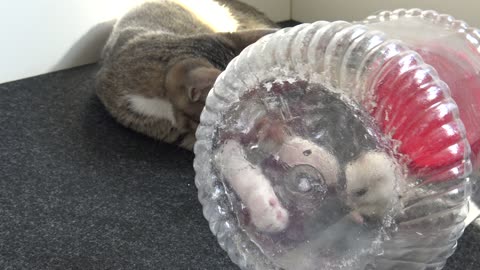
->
<box><xmin>179</xmin><ymin>132</ymin><xmax>196</xmax><ymax>151</ymax></box>
<box><xmin>248</xmin><ymin>191</ymin><xmax>289</xmax><ymax>233</ymax></box>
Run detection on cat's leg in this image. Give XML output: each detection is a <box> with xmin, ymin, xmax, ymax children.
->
<box><xmin>177</xmin><ymin>132</ymin><xmax>196</xmax><ymax>151</ymax></box>
<box><xmin>104</xmin><ymin>102</ymin><xmax>196</xmax><ymax>150</ymax></box>
<box><xmin>172</xmin><ymin>113</ymin><xmax>198</xmax><ymax>151</ymax></box>
<box><xmin>215</xmin><ymin>139</ymin><xmax>289</xmax><ymax>232</ymax></box>
<box><xmin>127</xmin><ymin>116</ymin><xmax>188</xmax><ymax>146</ymax></box>
<box><xmin>117</xmin><ymin>93</ymin><xmax>198</xmax><ymax>150</ymax></box>
<box><xmin>143</xmin><ymin>120</ymin><xmax>196</xmax><ymax>151</ymax></box>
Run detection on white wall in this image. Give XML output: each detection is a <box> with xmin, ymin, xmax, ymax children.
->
<box><xmin>5</xmin><ymin>0</ymin><xmax>478</xmax><ymax>84</ymax></box>
<box><xmin>292</xmin><ymin>0</ymin><xmax>480</xmax><ymax>27</ymax></box>
<box><xmin>0</xmin><ymin>0</ymin><xmax>144</xmax><ymax>84</ymax></box>
<box><xmin>0</xmin><ymin>0</ymin><xmax>290</xmax><ymax>84</ymax></box>
<box><xmin>241</xmin><ymin>0</ymin><xmax>291</xmax><ymax>22</ymax></box>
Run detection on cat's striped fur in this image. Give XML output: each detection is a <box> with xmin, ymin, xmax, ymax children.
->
<box><xmin>96</xmin><ymin>0</ymin><xmax>277</xmax><ymax>149</ymax></box>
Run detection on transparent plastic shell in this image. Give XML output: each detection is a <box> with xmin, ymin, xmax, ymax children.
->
<box><xmin>362</xmin><ymin>8</ymin><xmax>480</xmax><ymax>175</ymax></box>
<box><xmin>194</xmin><ymin>21</ymin><xmax>471</xmax><ymax>270</ymax></box>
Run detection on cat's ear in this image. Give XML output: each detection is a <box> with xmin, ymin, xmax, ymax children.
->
<box><xmin>186</xmin><ymin>66</ymin><xmax>222</xmax><ymax>102</ymax></box>
<box><xmin>218</xmin><ymin>28</ymin><xmax>278</xmax><ymax>54</ymax></box>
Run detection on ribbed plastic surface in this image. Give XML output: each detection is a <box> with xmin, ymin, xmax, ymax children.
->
<box><xmin>194</xmin><ymin>20</ymin><xmax>471</xmax><ymax>270</ymax></box>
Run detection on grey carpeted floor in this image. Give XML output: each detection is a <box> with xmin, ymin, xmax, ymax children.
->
<box><xmin>1</xmin><ymin>45</ymin><xmax>479</xmax><ymax>270</ymax></box>
<box><xmin>0</xmin><ymin>64</ymin><xmax>234</xmax><ymax>269</ymax></box>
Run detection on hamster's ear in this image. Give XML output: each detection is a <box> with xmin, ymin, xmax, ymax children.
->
<box><xmin>218</xmin><ymin>28</ymin><xmax>278</xmax><ymax>54</ymax></box>
<box><xmin>186</xmin><ymin>66</ymin><xmax>222</xmax><ymax>102</ymax></box>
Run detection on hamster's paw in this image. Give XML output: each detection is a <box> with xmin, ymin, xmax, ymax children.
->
<box><xmin>248</xmin><ymin>192</ymin><xmax>289</xmax><ymax>233</ymax></box>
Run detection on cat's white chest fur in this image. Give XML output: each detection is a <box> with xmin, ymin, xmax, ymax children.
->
<box><xmin>174</xmin><ymin>0</ymin><xmax>239</xmax><ymax>32</ymax></box>
<box><xmin>126</xmin><ymin>95</ymin><xmax>177</xmax><ymax>125</ymax></box>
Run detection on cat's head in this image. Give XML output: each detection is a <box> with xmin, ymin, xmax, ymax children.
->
<box><xmin>164</xmin><ymin>29</ymin><xmax>277</xmax><ymax>122</ymax></box>
<box><xmin>165</xmin><ymin>58</ymin><xmax>221</xmax><ymax>122</ymax></box>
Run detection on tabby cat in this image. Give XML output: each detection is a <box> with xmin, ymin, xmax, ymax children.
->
<box><xmin>96</xmin><ymin>0</ymin><xmax>278</xmax><ymax>149</ymax></box>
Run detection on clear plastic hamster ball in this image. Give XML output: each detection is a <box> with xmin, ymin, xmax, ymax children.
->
<box><xmin>194</xmin><ymin>9</ymin><xmax>478</xmax><ymax>270</ymax></box>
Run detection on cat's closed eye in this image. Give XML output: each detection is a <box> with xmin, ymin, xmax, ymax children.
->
<box><xmin>353</xmin><ymin>188</ymin><xmax>368</xmax><ymax>197</ymax></box>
